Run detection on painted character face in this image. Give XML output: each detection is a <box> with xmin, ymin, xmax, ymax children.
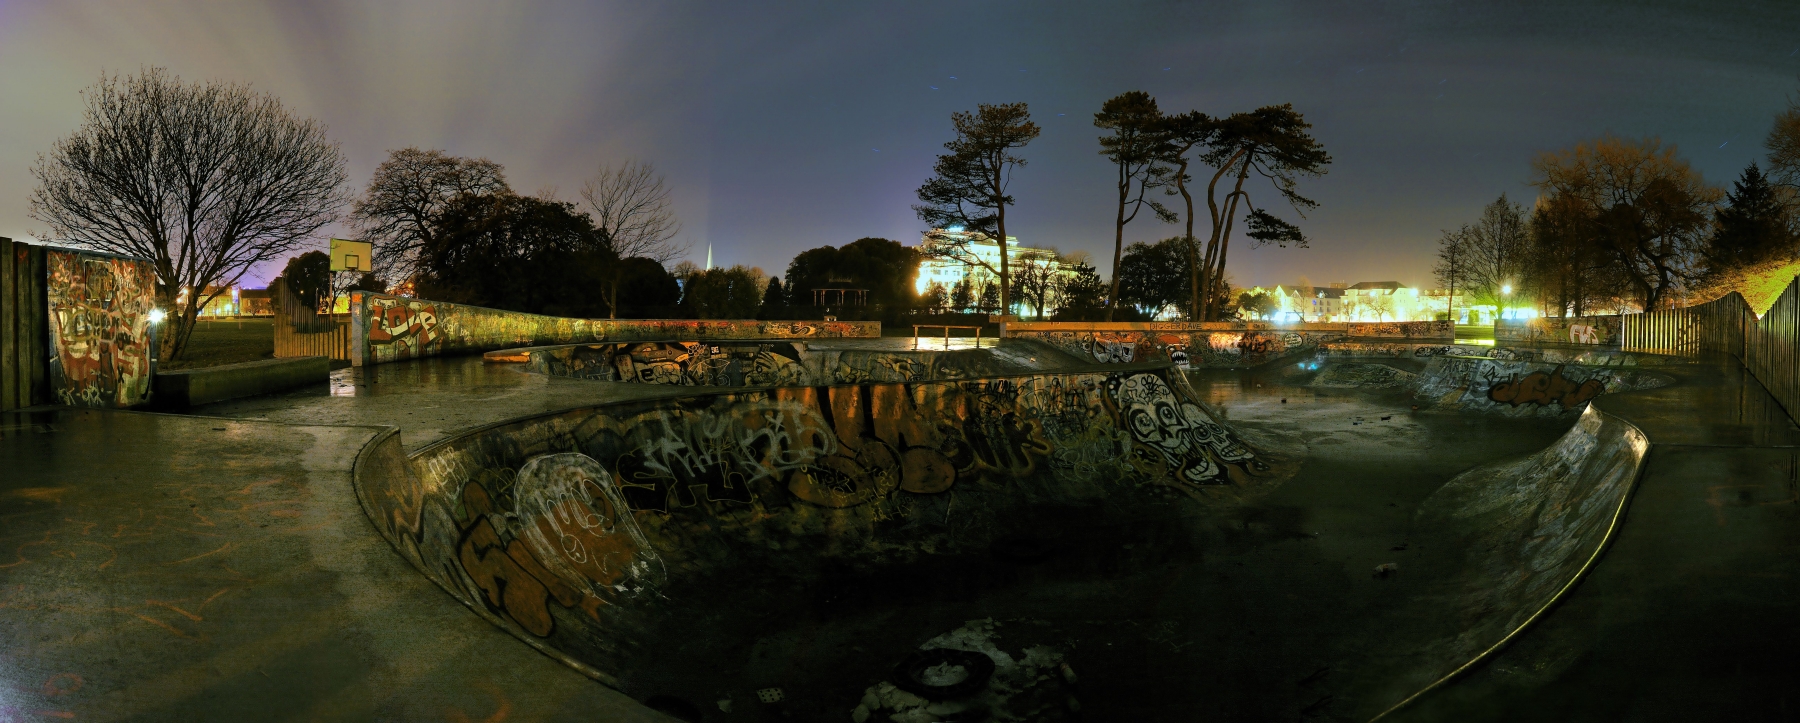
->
<box><xmin>1112</xmin><ymin>373</ymin><xmax>1249</xmax><ymax>485</ymax></box>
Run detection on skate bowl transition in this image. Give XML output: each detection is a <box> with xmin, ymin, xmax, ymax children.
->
<box><xmin>349</xmin><ymin>344</ymin><xmax>1662</xmax><ymax>720</ymax></box>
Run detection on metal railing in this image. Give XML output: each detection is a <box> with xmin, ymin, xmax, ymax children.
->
<box><xmin>912</xmin><ymin>324</ymin><xmax>984</xmax><ymax>350</ymax></box>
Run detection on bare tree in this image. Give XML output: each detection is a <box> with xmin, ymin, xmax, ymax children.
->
<box><xmin>1010</xmin><ymin>249</ymin><xmax>1063</xmax><ymax>320</ymax></box>
<box><xmin>1434</xmin><ymin>225</ymin><xmax>1473</xmax><ymax>321</ymax></box>
<box><xmin>30</xmin><ymin>68</ymin><xmax>348</xmax><ymax>360</ymax></box>
<box><xmin>580</xmin><ymin>160</ymin><xmax>686</xmax><ymax>318</ymax></box>
<box><xmin>350</xmin><ymin>148</ymin><xmax>510</xmax><ymax>283</ymax></box>
<box><xmin>1768</xmin><ymin>89</ymin><xmax>1800</xmax><ymax>191</ymax></box>
<box><xmin>1532</xmin><ymin>135</ymin><xmax>1721</xmax><ymax>310</ymax></box>
<box><xmin>1463</xmin><ymin>194</ymin><xmax>1531</xmax><ymax>297</ymax></box>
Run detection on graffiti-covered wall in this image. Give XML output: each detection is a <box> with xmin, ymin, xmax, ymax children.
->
<box><xmin>349</xmin><ymin>292</ymin><xmax>880</xmax><ymax>366</ymax></box>
<box><xmin>502</xmin><ymin>341</ymin><xmax>1047</xmax><ymax>386</ymax></box>
<box><xmin>1343</xmin><ymin>320</ymin><xmax>1455</xmax><ymax>338</ymax></box>
<box><xmin>44</xmin><ymin>248</ymin><xmax>157</xmax><ymax>408</ymax></box>
<box><xmin>1495</xmin><ymin>316</ymin><xmax>1621</xmax><ymax>346</ymax></box>
<box><xmin>355</xmin><ymin>367</ymin><xmax>1275</xmax><ymax>685</ymax></box>
<box><xmin>1009</xmin><ymin>326</ymin><xmax>1335</xmax><ymax>368</ymax></box>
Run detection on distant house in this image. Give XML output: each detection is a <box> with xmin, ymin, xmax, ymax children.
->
<box><xmin>192</xmin><ymin>286</ymin><xmax>275</xmax><ymax>317</ymax></box>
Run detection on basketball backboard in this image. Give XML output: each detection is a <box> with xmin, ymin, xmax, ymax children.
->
<box><xmin>329</xmin><ymin>238</ymin><xmax>373</xmax><ymax>272</ymax></box>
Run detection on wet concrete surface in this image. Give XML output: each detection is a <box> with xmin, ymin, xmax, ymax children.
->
<box><xmin>0</xmin><ymin>408</ymin><xmax>669</xmax><ymax>722</ymax></box>
<box><xmin>1389</xmin><ymin>357</ymin><xmax>1800</xmax><ymax>723</ymax></box>
<box><xmin>589</xmin><ymin>366</ymin><xmax>1583</xmax><ymax>722</ymax></box>
<box><xmin>6</xmin><ymin>351</ymin><xmax>1799</xmax><ymax>722</ymax></box>
<box><xmin>188</xmin><ymin>355</ymin><xmax>702</xmax><ymax>452</ymax></box>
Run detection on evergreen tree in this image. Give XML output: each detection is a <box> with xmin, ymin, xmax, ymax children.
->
<box><xmin>1707</xmin><ymin>163</ymin><xmax>1795</xmax><ymax>271</ymax></box>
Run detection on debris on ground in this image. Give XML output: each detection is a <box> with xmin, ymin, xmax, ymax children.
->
<box><xmin>853</xmin><ymin>618</ymin><xmax>1079</xmax><ymax>722</ymax></box>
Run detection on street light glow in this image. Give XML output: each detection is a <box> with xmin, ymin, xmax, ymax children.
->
<box><xmin>1501</xmin><ymin>284</ymin><xmax>1512</xmax><ymax>294</ymax></box>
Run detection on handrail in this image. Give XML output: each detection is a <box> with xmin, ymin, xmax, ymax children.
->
<box><xmin>912</xmin><ymin>324</ymin><xmax>984</xmax><ymax>350</ymax></box>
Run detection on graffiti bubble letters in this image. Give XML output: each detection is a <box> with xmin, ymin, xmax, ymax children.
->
<box><xmin>1487</xmin><ymin>365</ymin><xmax>1606</xmax><ymax>408</ymax></box>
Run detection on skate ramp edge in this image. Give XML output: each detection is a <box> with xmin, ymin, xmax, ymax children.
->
<box><xmin>1307</xmin><ymin>356</ymin><xmax>1673</xmax><ymax>416</ymax></box>
<box><xmin>348</xmin><ymin>363</ymin><xmax>1278</xmax><ymax>695</ymax></box>
<box><xmin>484</xmin><ymin>338</ymin><xmax>1086</xmax><ymax>386</ymax></box>
<box><xmin>1369</xmin><ymin>404</ymin><xmax>1651</xmax><ymax>720</ymax></box>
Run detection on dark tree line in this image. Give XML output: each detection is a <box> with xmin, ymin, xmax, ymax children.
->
<box><xmin>913</xmin><ymin>94</ymin><xmax>1329</xmax><ymax>322</ymax></box>
<box><xmin>1438</xmin><ymin>128</ymin><xmax>1799</xmax><ymax>316</ymax></box>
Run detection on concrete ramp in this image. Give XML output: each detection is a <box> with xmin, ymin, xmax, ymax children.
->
<box><xmin>1354</xmin><ymin>406</ymin><xmax>1651</xmax><ymax>717</ymax></box>
<box><xmin>352</xmin><ymin>364</ymin><xmax>1281</xmax><ymax>708</ymax></box>
<box><xmin>1305</xmin><ymin>356</ymin><xmax>1672</xmax><ymax>416</ymax></box>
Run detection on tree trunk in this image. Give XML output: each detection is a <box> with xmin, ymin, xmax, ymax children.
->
<box><xmin>996</xmin><ymin>161</ymin><xmax>1011</xmax><ymax>318</ymax></box>
<box><xmin>1107</xmin><ymin>160</ymin><xmax>1129</xmax><ymax>322</ymax></box>
<box><xmin>1176</xmin><ymin>158</ymin><xmax>1199</xmax><ymax>321</ymax></box>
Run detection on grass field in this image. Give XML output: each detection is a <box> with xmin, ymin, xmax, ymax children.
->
<box><xmin>159</xmin><ymin>318</ymin><xmax>276</xmax><ymax>370</ymax></box>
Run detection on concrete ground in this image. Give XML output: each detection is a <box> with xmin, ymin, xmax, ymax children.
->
<box><xmin>1389</xmin><ymin>358</ymin><xmax>1800</xmax><ymax>722</ymax></box>
<box><xmin>4</xmin><ymin>351</ymin><xmax>1797</xmax><ymax>722</ymax></box>
<box><xmin>0</xmin><ymin>407</ymin><xmax>671</xmax><ymax>722</ymax></box>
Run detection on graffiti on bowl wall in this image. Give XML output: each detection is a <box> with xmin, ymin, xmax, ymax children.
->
<box><xmin>353</xmin><ymin>292</ymin><xmax>878</xmax><ymax>365</ymax></box>
<box><xmin>1016</xmin><ymin>329</ymin><xmax>1323</xmax><ymax>368</ymax></box>
<box><xmin>45</xmin><ymin>249</ymin><xmax>157</xmax><ymax>408</ymax></box>
<box><xmin>366</xmin><ymin>368</ymin><xmax>1270</xmax><ymax>654</ymax></box>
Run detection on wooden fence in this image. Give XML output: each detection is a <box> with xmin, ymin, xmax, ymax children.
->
<box><xmin>1</xmin><ymin>237</ymin><xmax>50</xmax><ymax>411</ymax></box>
<box><xmin>272</xmin><ymin>278</ymin><xmax>350</xmax><ymax>361</ymax></box>
<box><xmin>274</xmin><ymin>315</ymin><xmax>351</xmax><ymax>361</ymax></box>
<box><xmin>1622</xmin><ymin>278</ymin><xmax>1800</xmax><ymax>422</ymax></box>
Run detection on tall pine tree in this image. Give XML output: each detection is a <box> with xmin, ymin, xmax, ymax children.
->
<box><xmin>1706</xmin><ymin>163</ymin><xmax>1795</xmax><ymax>272</ymax></box>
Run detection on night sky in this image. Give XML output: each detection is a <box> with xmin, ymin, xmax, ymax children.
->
<box><xmin>2</xmin><ymin>1</ymin><xmax>1797</xmax><ymax>289</ymax></box>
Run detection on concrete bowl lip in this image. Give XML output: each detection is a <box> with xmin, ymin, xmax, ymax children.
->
<box><xmin>155</xmin><ymin>355</ymin><xmax>332</xmax><ymax>375</ymax></box>
<box><xmin>405</xmin><ymin>359</ymin><xmax>1186</xmax><ymax>460</ymax></box>
<box><xmin>480</xmin><ymin>337</ymin><xmax>1034</xmax><ymax>363</ymax></box>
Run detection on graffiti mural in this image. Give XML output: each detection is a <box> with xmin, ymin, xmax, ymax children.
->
<box><xmin>350</xmin><ymin>292</ymin><xmax>878</xmax><ymax>366</ymax></box>
<box><xmin>1409</xmin><ymin>357</ymin><xmax>1669</xmax><ymax>416</ymax></box>
<box><xmin>1495</xmin><ymin>316</ymin><xmax>1621</xmax><ymax>346</ymax></box>
<box><xmin>45</xmin><ymin>249</ymin><xmax>157</xmax><ymax>408</ymax></box>
<box><xmin>356</xmin><ymin>368</ymin><xmax>1274</xmax><ymax>679</ymax></box>
<box><xmin>1013</xmin><ymin>328</ymin><xmax>1328</xmax><ymax>369</ymax></box>
<box><xmin>509</xmin><ymin>343</ymin><xmax>1040</xmax><ymax>387</ymax></box>
<box><xmin>1345</xmin><ymin>320</ymin><xmax>1454</xmax><ymax>339</ymax></box>
<box><xmin>1487</xmin><ymin>365</ymin><xmax>1607</xmax><ymax>408</ymax></box>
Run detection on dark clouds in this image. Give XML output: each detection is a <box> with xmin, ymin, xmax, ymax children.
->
<box><xmin>1</xmin><ymin>0</ymin><xmax>1796</xmax><ymax>287</ymax></box>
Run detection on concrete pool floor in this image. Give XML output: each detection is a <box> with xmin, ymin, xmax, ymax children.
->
<box><xmin>3</xmin><ymin>353</ymin><xmax>1797</xmax><ymax>721</ymax></box>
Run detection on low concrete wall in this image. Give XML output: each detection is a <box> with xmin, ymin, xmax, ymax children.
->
<box><xmin>1495</xmin><ymin>315</ymin><xmax>1621</xmax><ymax>346</ymax></box>
<box><xmin>153</xmin><ymin>356</ymin><xmax>329</xmax><ymax>407</ymax></box>
<box><xmin>349</xmin><ymin>291</ymin><xmax>880</xmax><ymax>366</ymax></box>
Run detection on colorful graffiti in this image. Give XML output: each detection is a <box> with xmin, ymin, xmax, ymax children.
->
<box><xmin>45</xmin><ymin>250</ymin><xmax>157</xmax><ymax>408</ymax></box>
<box><xmin>1014</xmin><ymin>329</ymin><xmax>1327</xmax><ymax>369</ymax></box>
<box><xmin>357</xmin><ymin>368</ymin><xmax>1272</xmax><ymax>675</ymax></box>
<box><xmin>1487</xmin><ymin>365</ymin><xmax>1607</xmax><ymax>408</ymax></box>
<box><xmin>1345</xmin><ymin>320</ymin><xmax>1454</xmax><ymax>339</ymax></box>
<box><xmin>1495</xmin><ymin>316</ymin><xmax>1620</xmax><ymax>346</ymax></box>
<box><xmin>511</xmin><ymin>342</ymin><xmax>1040</xmax><ymax>387</ymax></box>
<box><xmin>351</xmin><ymin>292</ymin><xmax>879</xmax><ymax>366</ymax></box>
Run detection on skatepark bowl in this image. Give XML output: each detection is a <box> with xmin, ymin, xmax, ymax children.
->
<box><xmin>6</xmin><ymin>337</ymin><xmax>1800</xmax><ymax>722</ymax></box>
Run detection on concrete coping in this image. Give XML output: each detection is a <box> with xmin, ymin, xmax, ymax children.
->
<box><xmin>154</xmin><ymin>356</ymin><xmax>330</xmax><ymax>408</ymax></box>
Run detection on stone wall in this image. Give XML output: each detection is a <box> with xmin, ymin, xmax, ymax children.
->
<box><xmin>349</xmin><ymin>291</ymin><xmax>880</xmax><ymax>366</ymax></box>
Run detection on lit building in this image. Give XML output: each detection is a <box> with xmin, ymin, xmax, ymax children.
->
<box><xmin>913</xmin><ymin>230</ymin><xmax>1077</xmax><ymax>310</ymax></box>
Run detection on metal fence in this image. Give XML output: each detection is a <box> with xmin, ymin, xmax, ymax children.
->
<box><xmin>1622</xmin><ymin>278</ymin><xmax>1800</xmax><ymax>422</ymax></box>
